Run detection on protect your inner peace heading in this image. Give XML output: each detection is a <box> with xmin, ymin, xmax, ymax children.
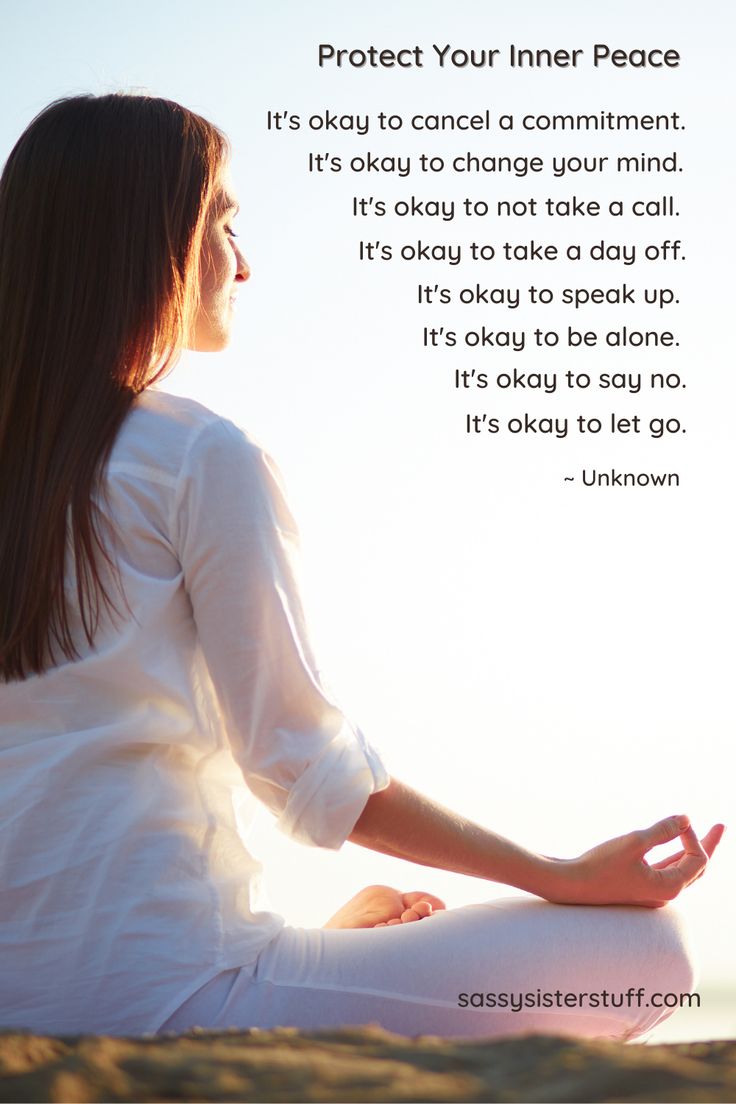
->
<box><xmin>318</xmin><ymin>44</ymin><xmax>681</xmax><ymax>70</ymax></box>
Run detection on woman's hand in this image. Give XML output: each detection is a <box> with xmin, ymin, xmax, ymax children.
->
<box><xmin>545</xmin><ymin>816</ymin><xmax>725</xmax><ymax>908</ymax></box>
<box><xmin>322</xmin><ymin>884</ymin><xmax>446</xmax><ymax>929</ymax></box>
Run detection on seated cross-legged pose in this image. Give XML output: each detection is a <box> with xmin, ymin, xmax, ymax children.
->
<box><xmin>0</xmin><ymin>93</ymin><xmax>724</xmax><ymax>1043</ymax></box>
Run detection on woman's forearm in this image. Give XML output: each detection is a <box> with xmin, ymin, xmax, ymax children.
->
<box><xmin>348</xmin><ymin>776</ymin><xmax>568</xmax><ymax>899</ymax></box>
<box><xmin>349</xmin><ymin>777</ymin><xmax>722</xmax><ymax>909</ymax></box>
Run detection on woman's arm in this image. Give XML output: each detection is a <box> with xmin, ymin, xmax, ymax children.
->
<box><xmin>347</xmin><ymin>776</ymin><xmax>725</xmax><ymax>908</ymax></box>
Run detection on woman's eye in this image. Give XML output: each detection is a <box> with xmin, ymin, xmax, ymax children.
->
<box><xmin>225</xmin><ymin>225</ymin><xmax>239</xmax><ymax>238</ymax></box>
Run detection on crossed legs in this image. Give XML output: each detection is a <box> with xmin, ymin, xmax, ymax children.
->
<box><xmin>158</xmin><ymin>896</ymin><xmax>697</xmax><ymax>1041</ymax></box>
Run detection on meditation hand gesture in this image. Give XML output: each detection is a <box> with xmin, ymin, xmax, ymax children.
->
<box><xmin>548</xmin><ymin>816</ymin><xmax>725</xmax><ymax>908</ymax></box>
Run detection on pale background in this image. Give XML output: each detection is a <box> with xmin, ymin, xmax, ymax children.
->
<box><xmin>1</xmin><ymin>0</ymin><xmax>733</xmax><ymax>1043</ymax></box>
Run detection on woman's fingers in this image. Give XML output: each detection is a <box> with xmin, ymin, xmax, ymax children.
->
<box><xmin>675</xmin><ymin>821</ymin><xmax>723</xmax><ymax>887</ymax></box>
<box><xmin>650</xmin><ymin>823</ymin><xmax>725</xmax><ymax>870</ymax></box>
<box><xmin>636</xmin><ymin>814</ymin><xmax>692</xmax><ymax>851</ymax></box>
<box><xmin>643</xmin><ymin>826</ymin><xmax>708</xmax><ymax>896</ymax></box>
<box><xmin>628</xmin><ymin>815</ymin><xmax>724</xmax><ymax>902</ymax></box>
<box><xmin>636</xmin><ymin>816</ymin><xmax>706</xmax><ymax>867</ymax></box>
<box><xmin>701</xmin><ymin>823</ymin><xmax>726</xmax><ymax>856</ymax></box>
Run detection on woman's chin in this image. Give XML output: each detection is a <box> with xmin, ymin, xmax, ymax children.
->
<box><xmin>188</xmin><ymin>328</ymin><xmax>232</xmax><ymax>353</ymax></box>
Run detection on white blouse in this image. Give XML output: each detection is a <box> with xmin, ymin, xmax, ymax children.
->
<box><xmin>0</xmin><ymin>387</ymin><xmax>390</xmax><ymax>1036</ymax></box>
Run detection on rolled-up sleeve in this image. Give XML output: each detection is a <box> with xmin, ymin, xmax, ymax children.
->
<box><xmin>170</xmin><ymin>416</ymin><xmax>390</xmax><ymax>850</ymax></box>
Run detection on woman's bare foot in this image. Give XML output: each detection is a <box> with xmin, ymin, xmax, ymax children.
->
<box><xmin>322</xmin><ymin>884</ymin><xmax>446</xmax><ymax>929</ymax></box>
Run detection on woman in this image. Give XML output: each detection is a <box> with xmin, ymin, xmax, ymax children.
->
<box><xmin>0</xmin><ymin>93</ymin><xmax>723</xmax><ymax>1041</ymax></box>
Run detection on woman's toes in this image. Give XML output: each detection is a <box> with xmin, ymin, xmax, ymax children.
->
<box><xmin>400</xmin><ymin>908</ymin><xmax>423</xmax><ymax>923</ymax></box>
<box><xmin>386</xmin><ymin>918</ymin><xmax>402</xmax><ymax>926</ymax></box>
<box><xmin>411</xmin><ymin>900</ymin><xmax>433</xmax><ymax>917</ymax></box>
<box><xmin>403</xmin><ymin>891</ymin><xmax>446</xmax><ymax>911</ymax></box>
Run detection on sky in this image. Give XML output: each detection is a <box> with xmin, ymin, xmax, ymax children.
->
<box><xmin>1</xmin><ymin>0</ymin><xmax>733</xmax><ymax>1043</ymax></box>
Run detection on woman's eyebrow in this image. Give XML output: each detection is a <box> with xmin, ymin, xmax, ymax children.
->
<box><xmin>220</xmin><ymin>194</ymin><xmax>240</xmax><ymax>215</ymax></box>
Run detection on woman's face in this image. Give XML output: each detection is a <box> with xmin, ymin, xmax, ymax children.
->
<box><xmin>189</xmin><ymin>163</ymin><xmax>250</xmax><ymax>352</ymax></box>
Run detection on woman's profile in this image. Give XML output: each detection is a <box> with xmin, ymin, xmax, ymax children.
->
<box><xmin>0</xmin><ymin>92</ymin><xmax>724</xmax><ymax>1041</ymax></box>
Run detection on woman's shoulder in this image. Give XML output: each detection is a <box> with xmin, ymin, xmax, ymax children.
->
<box><xmin>131</xmin><ymin>386</ymin><xmax>225</xmax><ymax>438</ymax></box>
<box><xmin>110</xmin><ymin>387</ymin><xmax>263</xmax><ymax>485</ymax></box>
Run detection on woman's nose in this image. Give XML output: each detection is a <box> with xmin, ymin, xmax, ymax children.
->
<box><xmin>235</xmin><ymin>249</ymin><xmax>250</xmax><ymax>283</ymax></box>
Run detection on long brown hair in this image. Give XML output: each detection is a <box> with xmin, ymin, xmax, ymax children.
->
<box><xmin>0</xmin><ymin>93</ymin><xmax>228</xmax><ymax>683</ymax></box>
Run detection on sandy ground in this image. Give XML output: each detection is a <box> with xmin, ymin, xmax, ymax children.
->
<box><xmin>1</xmin><ymin>1026</ymin><xmax>735</xmax><ymax>1102</ymax></box>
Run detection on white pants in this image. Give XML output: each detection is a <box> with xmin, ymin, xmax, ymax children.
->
<box><xmin>158</xmin><ymin>897</ymin><xmax>697</xmax><ymax>1042</ymax></box>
